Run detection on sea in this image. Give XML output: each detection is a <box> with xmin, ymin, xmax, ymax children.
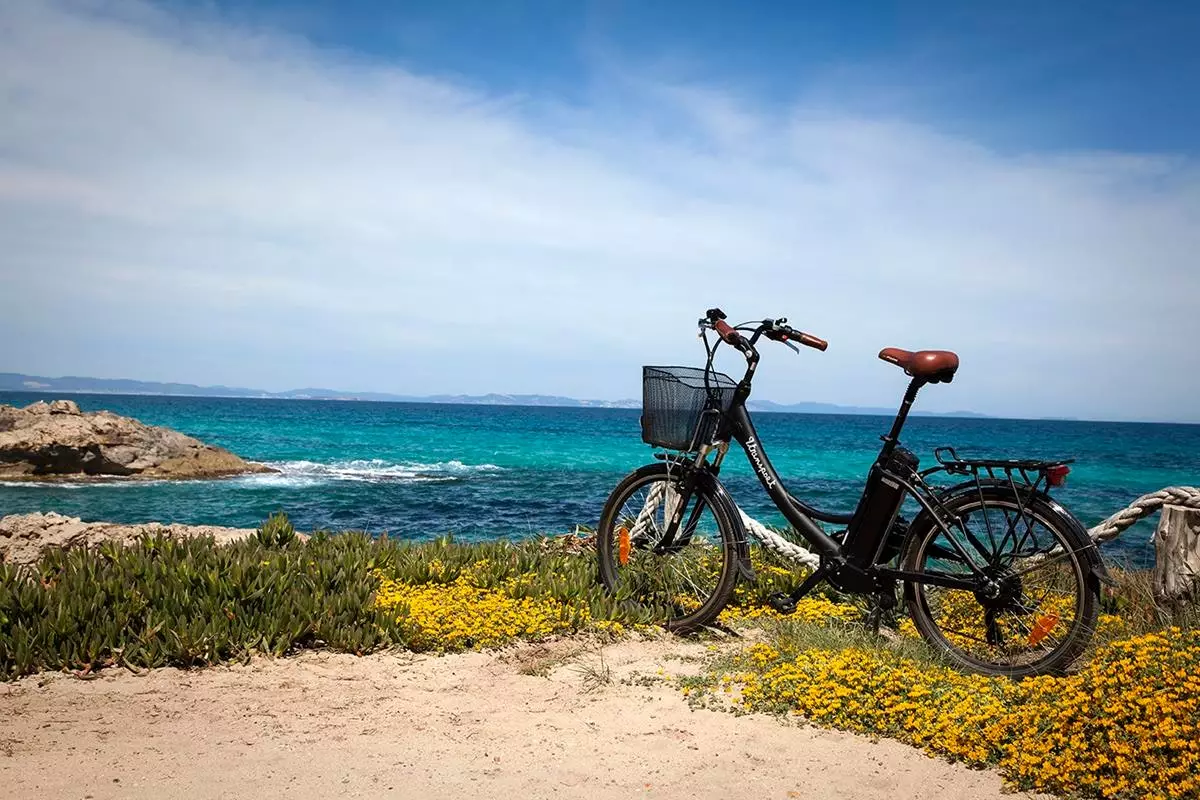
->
<box><xmin>2</xmin><ymin>391</ymin><xmax>1198</xmax><ymax>567</ymax></box>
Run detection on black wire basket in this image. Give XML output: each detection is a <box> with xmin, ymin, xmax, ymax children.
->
<box><xmin>640</xmin><ymin>366</ymin><xmax>737</xmax><ymax>452</ymax></box>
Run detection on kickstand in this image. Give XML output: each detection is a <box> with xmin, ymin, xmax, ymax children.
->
<box><xmin>767</xmin><ymin>560</ymin><xmax>835</xmax><ymax>615</ymax></box>
<box><xmin>866</xmin><ymin>589</ymin><xmax>899</xmax><ymax>635</ymax></box>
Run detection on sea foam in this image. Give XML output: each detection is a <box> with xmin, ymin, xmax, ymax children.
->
<box><xmin>246</xmin><ymin>458</ymin><xmax>504</xmax><ymax>486</ymax></box>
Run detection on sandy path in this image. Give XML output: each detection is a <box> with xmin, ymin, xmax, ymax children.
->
<box><xmin>0</xmin><ymin>638</ymin><xmax>1042</xmax><ymax>800</ymax></box>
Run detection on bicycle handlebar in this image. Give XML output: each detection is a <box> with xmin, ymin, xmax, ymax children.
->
<box><xmin>701</xmin><ymin>308</ymin><xmax>827</xmax><ymax>402</ymax></box>
<box><xmin>765</xmin><ymin>324</ymin><xmax>828</xmax><ymax>352</ymax></box>
<box><xmin>713</xmin><ymin>319</ymin><xmax>747</xmax><ymax>349</ymax></box>
<box><xmin>704</xmin><ymin>309</ymin><xmax>827</xmax><ymax>355</ymax></box>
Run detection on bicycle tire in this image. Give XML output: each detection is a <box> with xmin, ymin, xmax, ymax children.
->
<box><xmin>901</xmin><ymin>484</ymin><xmax>1099</xmax><ymax>678</ymax></box>
<box><xmin>597</xmin><ymin>463</ymin><xmax>740</xmax><ymax>633</ymax></box>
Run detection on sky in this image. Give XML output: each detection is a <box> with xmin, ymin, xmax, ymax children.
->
<box><xmin>1</xmin><ymin>0</ymin><xmax>1198</xmax><ymax>422</ymax></box>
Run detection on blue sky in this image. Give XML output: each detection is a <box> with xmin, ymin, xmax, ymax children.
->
<box><xmin>199</xmin><ymin>0</ymin><xmax>1200</xmax><ymax>154</ymax></box>
<box><xmin>1</xmin><ymin>0</ymin><xmax>1198</xmax><ymax>421</ymax></box>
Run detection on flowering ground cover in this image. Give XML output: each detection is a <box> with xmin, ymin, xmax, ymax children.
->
<box><xmin>677</xmin><ymin>622</ymin><xmax>1199</xmax><ymax>799</ymax></box>
<box><xmin>673</xmin><ymin>554</ymin><xmax>1200</xmax><ymax>800</ymax></box>
<box><xmin>1</xmin><ymin>513</ymin><xmax>1196</xmax><ymax>798</ymax></box>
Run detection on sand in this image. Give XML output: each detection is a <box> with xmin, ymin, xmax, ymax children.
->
<box><xmin>0</xmin><ymin>637</ymin><xmax>1044</xmax><ymax>800</ymax></box>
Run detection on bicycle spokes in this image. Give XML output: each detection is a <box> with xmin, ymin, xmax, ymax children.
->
<box><xmin>915</xmin><ymin>502</ymin><xmax>1085</xmax><ymax>668</ymax></box>
<box><xmin>607</xmin><ymin>478</ymin><xmax>728</xmax><ymax>622</ymax></box>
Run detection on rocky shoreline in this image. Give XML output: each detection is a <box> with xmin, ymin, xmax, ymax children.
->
<box><xmin>0</xmin><ymin>399</ymin><xmax>275</xmax><ymax>481</ymax></box>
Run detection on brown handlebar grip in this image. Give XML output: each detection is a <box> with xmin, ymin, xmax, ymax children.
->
<box><xmin>714</xmin><ymin>320</ymin><xmax>743</xmax><ymax>346</ymax></box>
<box><xmin>798</xmin><ymin>332</ymin><xmax>828</xmax><ymax>351</ymax></box>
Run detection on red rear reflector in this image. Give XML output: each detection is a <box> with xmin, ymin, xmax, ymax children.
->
<box><xmin>1028</xmin><ymin>613</ymin><xmax>1060</xmax><ymax>646</ymax></box>
<box><xmin>1047</xmin><ymin>465</ymin><xmax>1070</xmax><ymax>487</ymax></box>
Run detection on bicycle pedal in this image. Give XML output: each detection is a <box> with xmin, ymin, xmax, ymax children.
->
<box><xmin>767</xmin><ymin>592</ymin><xmax>797</xmax><ymax>615</ymax></box>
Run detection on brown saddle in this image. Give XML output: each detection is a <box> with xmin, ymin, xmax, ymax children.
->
<box><xmin>879</xmin><ymin>348</ymin><xmax>959</xmax><ymax>383</ymax></box>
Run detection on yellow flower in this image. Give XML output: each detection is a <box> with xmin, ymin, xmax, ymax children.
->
<box><xmin>371</xmin><ymin>568</ymin><xmax>591</xmax><ymax>651</ymax></box>
<box><xmin>700</xmin><ymin>627</ymin><xmax>1200</xmax><ymax>799</ymax></box>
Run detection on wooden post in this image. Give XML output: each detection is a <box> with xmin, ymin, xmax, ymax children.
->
<box><xmin>1153</xmin><ymin>504</ymin><xmax>1200</xmax><ymax>604</ymax></box>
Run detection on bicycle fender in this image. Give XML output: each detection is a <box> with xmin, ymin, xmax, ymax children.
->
<box><xmin>903</xmin><ymin>479</ymin><xmax>1114</xmax><ymax>587</ymax></box>
<box><xmin>1039</xmin><ymin>493</ymin><xmax>1116</xmax><ymax>587</ymax></box>
<box><xmin>691</xmin><ymin>468</ymin><xmax>755</xmax><ymax>583</ymax></box>
<box><xmin>971</xmin><ymin>480</ymin><xmax>1114</xmax><ymax>587</ymax></box>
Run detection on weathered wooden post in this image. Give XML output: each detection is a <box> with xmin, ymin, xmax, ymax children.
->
<box><xmin>1153</xmin><ymin>504</ymin><xmax>1200</xmax><ymax>604</ymax></box>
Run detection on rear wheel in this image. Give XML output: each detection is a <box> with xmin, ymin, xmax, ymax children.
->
<box><xmin>597</xmin><ymin>463</ymin><xmax>740</xmax><ymax>633</ymax></box>
<box><xmin>902</xmin><ymin>486</ymin><xmax>1099</xmax><ymax>678</ymax></box>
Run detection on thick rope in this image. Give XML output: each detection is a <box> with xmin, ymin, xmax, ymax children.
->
<box><xmin>740</xmin><ymin>486</ymin><xmax>1200</xmax><ymax>568</ymax></box>
<box><xmin>633</xmin><ymin>482</ymin><xmax>1200</xmax><ymax>570</ymax></box>
<box><xmin>737</xmin><ymin>509</ymin><xmax>822</xmax><ymax>569</ymax></box>
<box><xmin>630</xmin><ymin>481</ymin><xmax>822</xmax><ymax>567</ymax></box>
<box><xmin>1087</xmin><ymin>486</ymin><xmax>1200</xmax><ymax>543</ymax></box>
<box><xmin>630</xmin><ymin>482</ymin><xmax>667</xmax><ymax>541</ymax></box>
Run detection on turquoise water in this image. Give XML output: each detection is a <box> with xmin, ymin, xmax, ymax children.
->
<box><xmin>2</xmin><ymin>391</ymin><xmax>1198</xmax><ymax>566</ymax></box>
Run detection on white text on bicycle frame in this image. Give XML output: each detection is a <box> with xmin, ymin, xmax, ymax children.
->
<box><xmin>745</xmin><ymin>437</ymin><xmax>776</xmax><ymax>489</ymax></box>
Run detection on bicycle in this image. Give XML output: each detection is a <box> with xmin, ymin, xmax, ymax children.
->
<box><xmin>597</xmin><ymin>308</ymin><xmax>1112</xmax><ymax>678</ymax></box>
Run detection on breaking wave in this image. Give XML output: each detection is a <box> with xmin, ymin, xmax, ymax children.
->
<box><xmin>245</xmin><ymin>458</ymin><xmax>504</xmax><ymax>486</ymax></box>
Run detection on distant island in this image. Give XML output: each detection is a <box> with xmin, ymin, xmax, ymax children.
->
<box><xmin>0</xmin><ymin>373</ymin><xmax>988</xmax><ymax>418</ymax></box>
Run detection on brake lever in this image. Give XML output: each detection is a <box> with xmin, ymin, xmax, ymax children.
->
<box><xmin>763</xmin><ymin>322</ymin><xmax>800</xmax><ymax>353</ymax></box>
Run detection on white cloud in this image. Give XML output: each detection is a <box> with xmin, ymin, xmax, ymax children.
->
<box><xmin>1</xmin><ymin>0</ymin><xmax>1197</xmax><ymax>421</ymax></box>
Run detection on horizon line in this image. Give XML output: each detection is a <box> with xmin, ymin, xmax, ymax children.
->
<box><xmin>1</xmin><ymin>377</ymin><xmax>1196</xmax><ymax>427</ymax></box>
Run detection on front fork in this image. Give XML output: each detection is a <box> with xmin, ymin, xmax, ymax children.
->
<box><xmin>654</xmin><ymin>444</ymin><xmax>728</xmax><ymax>552</ymax></box>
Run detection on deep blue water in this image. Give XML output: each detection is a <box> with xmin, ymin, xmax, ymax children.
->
<box><xmin>2</xmin><ymin>391</ymin><xmax>1198</xmax><ymax>566</ymax></box>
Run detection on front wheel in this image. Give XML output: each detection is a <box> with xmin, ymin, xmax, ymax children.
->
<box><xmin>597</xmin><ymin>463</ymin><xmax>741</xmax><ymax>633</ymax></box>
<box><xmin>902</xmin><ymin>485</ymin><xmax>1099</xmax><ymax>678</ymax></box>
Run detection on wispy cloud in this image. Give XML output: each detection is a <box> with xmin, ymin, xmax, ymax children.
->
<box><xmin>1</xmin><ymin>0</ymin><xmax>1197</xmax><ymax>421</ymax></box>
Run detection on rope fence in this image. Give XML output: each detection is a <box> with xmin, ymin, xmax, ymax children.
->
<box><xmin>1086</xmin><ymin>486</ymin><xmax>1200</xmax><ymax>544</ymax></box>
<box><xmin>633</xmin><ymin>484</ymin><xmax>1200</xmax><ymax>570</ymax></box>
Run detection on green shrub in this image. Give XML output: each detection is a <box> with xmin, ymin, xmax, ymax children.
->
<box><xmin>0</xmin><ymin>523</ymin><xmax>900</xmax><ymax>680</ymax></box>
<box><xmin>255</xmin><ymin>510</ymin><xmax>298</xmax><ymax>548</ymax></box>
<box><xmin>0</xmin><ymin>528</ymin><xmax>656</xmax><ymax>680</ymax></box>
<box><xmin>0</xmin><ymin>531</ymin><xmax>403</xmax><ymax>679</ymax></box>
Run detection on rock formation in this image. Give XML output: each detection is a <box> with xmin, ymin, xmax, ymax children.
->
<box><xmin>0</xmin><ymin>400</ymin><xmax>275</xmax><ymax>480</ymax></box>
<box><xmin>0</xmin><ymin>512</ymin><xmax>261</xmax><ymax>566</ymax></box>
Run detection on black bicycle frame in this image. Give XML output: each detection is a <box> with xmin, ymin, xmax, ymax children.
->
<box><xmin>698</xmin><ymin>336</ymin><xmax>1009</xmax><ymax>597</ymax></box>
<box><xmin>672</xmin><ymin>316</ymin><xmax>1094</xmax><ymax>601</ymax></box>
<box><xmin>722</xmin><ymin>404</ymin><xmax>843</xmax><ymax>558</ymax></box>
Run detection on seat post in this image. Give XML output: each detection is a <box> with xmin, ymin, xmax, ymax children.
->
<box><xmin>881</xmin><ymin>378</ymin><xmax>925</xmax><ymax>456</ymax></box>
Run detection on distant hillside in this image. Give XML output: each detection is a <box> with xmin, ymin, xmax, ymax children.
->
<box><xmin>747</xmin><ymin>399</ymin><xmax>988</xmax><ymax>418</ymax></box>
<box><xmin>0</xmin><ymin>372</ymin><xmax>985</xmax><ymax>417</ymax></box>
<box><xmin>0</xmin><ymin>373</ymin><xmax>640</xmax><ymax>408</ymax></box>
<box><xmin>4</xmin><ymin>373</ymin><xmax>269</xmax><ymax>398</ymax></box>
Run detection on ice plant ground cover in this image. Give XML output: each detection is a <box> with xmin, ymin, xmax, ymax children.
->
<box><xmin>676</xmin><ymin>564</ymin><xmax>1200</xmax><ymax>800</ymax></box>
<box><xmin>0</xmin><ymin>513</ymin><xmax>1197</xmax><ymax>799</ymax></box>
<box><xmin>0</xmin><ymin>521</ymin><xmax>649</xmax><ymax>677</ymax></box>
<box><xmin>677</xmin><ymin>623</ymin><xmax>1200</xmax><ymax>800</ymax></box>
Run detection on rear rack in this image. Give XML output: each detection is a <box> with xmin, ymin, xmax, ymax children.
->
<box><xmin>928</xmin><ymin>446</ymin><xmax>1074</xmax><ymax>491</ymax></box>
